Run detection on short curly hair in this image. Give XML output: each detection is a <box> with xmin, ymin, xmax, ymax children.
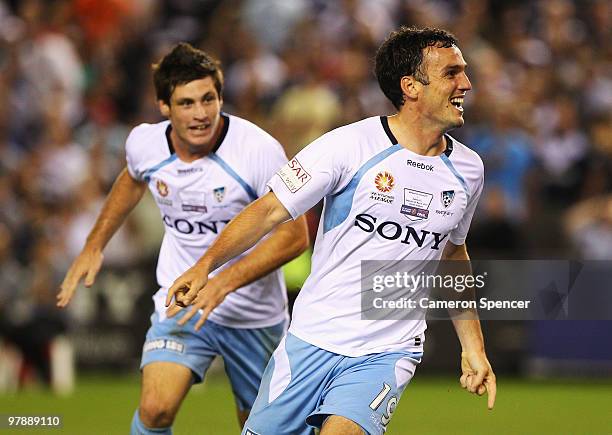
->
<box><xmin>152</xmin><ymin>42</ymin><xmax>224</xmax><ymax>105</ymax></box>
<box><xmin>375</xmin><ymin>26</ymin><xmax>458</xmax><ymax>109</ymax></box>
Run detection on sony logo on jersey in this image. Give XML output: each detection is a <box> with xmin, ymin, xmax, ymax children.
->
<box><xmin>278</xmin><ymin>157</ymin><xmax>311</xmax><ymax>193</ymax></box>
<box><xmin>354</xmin><ymin>213</ymin><xmax>448</xmax><ymax>250</ymax></box>
<box><xmin>162</xmin><ymin>215</ymin><xmax>230</xmax><ymax>235</ymax></box>
<box><xmin>406</xmin><ymin>159</ymin><xmax>434</xmax><ymax>171</ymax></box>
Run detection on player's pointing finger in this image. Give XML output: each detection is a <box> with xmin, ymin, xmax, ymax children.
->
<box><xmin>486</xmin><ymin>377</ymin><xmax>496</xmax><ymax>410</ymax></box>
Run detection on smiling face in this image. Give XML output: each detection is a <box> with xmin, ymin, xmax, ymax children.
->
<box><xmin>416</xmin><ymin>45</ymin><xmax>472</xmax><ymax>131</ymax></box>
<box><xmin>159</xmin><ymin>76</ymin><xmax>223</xmax><ymax>155</ymax></box>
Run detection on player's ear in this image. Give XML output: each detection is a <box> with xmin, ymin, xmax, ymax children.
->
<box><xmin>158</xmin><ymin>100</ymin><xmax>170</xmax><ymax>117</ymax></box>
<box><xmin>400</xmin><ymin>76</ymin><xmax>419</xmax><ymax>101</ymax></box>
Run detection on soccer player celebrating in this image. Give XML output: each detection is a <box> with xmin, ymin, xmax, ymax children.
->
<box><xmin>168</xmin><ymin>27</ymin><xmax>496</xmax><ymax>435</ymax></box>
<box><xmin>56</xmin><ymin>43</ymin><xmax>309</xmax><ymax>434</ymax></box>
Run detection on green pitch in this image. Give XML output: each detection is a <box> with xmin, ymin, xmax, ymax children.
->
<box><xmin>1</xmin><ymin>374</ymin><xmax>610</xmax><ymax>434</ymax></box>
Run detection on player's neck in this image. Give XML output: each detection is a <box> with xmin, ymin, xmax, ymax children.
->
<box><xmin>171</xmin><ymin>118</ymin><xmax>225</xmax><ymax>163</ymax></box>
<box><xmin>387</xmin><ymin>113</ymin><xmax>446</xmax><ymax>156</ymax></box>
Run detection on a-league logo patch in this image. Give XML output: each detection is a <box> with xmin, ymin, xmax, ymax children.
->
<box><xmin>375</xmin><ymin>171</ymin><xmax>395</xmax><ymax>193</ymax></box>
<box><xmin>441</xmin><ymin>190</ymin><xmax>455</xmax><ymax>208</ymax></box>
<box><xmin>213</xmin><ymin>186</ymin><xmax>225</xmax><ymax>203</ymax></box>
<box><xmin>156</xmin><ymin>179</ymin><xmax>169</xmax><ymax>197</ymax></box>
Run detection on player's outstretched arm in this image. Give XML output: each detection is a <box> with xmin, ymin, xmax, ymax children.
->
<box><xmin>442</xmin><ymin>242</ymin><xmax>497</xmax><ymax>410</ymax></box>
<box><xmin>57</xmin><ymin>168</ymin><xmax>147</xmax><ymax>307</ymax></box>
<box><xmin>165</xmin><ymin>191</ymin><xmax>292</xmax><ymax>311</ymax></box>
<box><xmin>169</xmin><ymin>211</ymin><xmax>309</xmax><ymax>329</ymax></box>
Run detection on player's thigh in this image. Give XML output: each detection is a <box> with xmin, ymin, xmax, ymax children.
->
<box><xmin>219</xmin><ymin>320</ymin><xmax>286</xmax><ymax>413</ymax></box>
<box><xmin>320</xmin><ymin>415</ymin><xmax>364</xmax><ymax>435</ymax></box>
<box><xmin>141</xmin><ymin>309</ymin><xmax>218</xmax><ymax>384</ymax></box>
<box><xmin>242</xmin><ymin>333</ymin><xmax>331</xmax><ymax>435</ymax></box>
<box><xmin>307</xmin><ymin>351</ymin><xmax>422</xmax><ymax>435</ymax></box>
<box><xmin>140</xmin><ymin>362</ymin><xmax>193</xmax><ymax>418</ymax></box>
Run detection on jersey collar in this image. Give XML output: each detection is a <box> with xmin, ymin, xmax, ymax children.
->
<box><xmin>379</xmin><ymin>116</ymin><xmax>454</xmax><ymax>157</ymax></box>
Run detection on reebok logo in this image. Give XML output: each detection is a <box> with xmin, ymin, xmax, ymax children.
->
<box><xmin>177</xmin><ymin>167</ymin><xmax>203</xmax><ymax>175</ymax></box>
<box><xmin>407</xmin><ymin>159</ymin><xmax>434</xmax><ymax>171</ymax></box>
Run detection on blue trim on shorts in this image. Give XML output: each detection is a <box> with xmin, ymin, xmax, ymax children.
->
<box><xmin>323</xmin><ymin>144</ymin><xmax>403</xmax><ymax>233</ymax></box>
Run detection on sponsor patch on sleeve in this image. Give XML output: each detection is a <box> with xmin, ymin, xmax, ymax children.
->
<box><xmin>277</xmin><ymin>158</ymin><xmax>311</xmax><ymax>193</ymax></box>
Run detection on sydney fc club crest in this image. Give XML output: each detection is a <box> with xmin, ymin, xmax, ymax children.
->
<box><xmin>156</xmin><ymin>179</ymin><xmax>169</xmax><ymax>197</ymax></box>
<box><xmin>441</xmin><ymin>190</ymin><xmax>455</xmax><ymax>208</ymax></box>
<box><xmin>213</xmin><ymin>187</ymin><xmax>225</xmax><ymax>203</ymax></box>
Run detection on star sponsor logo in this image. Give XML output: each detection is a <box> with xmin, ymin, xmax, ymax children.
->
<box><xmin>400</xmin><ymin>188</ymin><xmax>433</xmax><ymax>221</ymax></box>
<box><xmin>278</xmin><ymin>157</ymin><xmax>311</xmax><ymax>193</ymax></box>
<box><xmin>375</xmin><ymin>171</ymin><xmax>395</xmax><ymax>193</ymax></box>
<box><xmin>213</xmin><ymin>186</ymin><xmax>225</xmax><ymax>203</ymax></box>
<box><xmin>441</xmin><ymin>190</ymin><xmax>455</xmax><ymax>208</ymax></box>
<box><xmin>156</xmin><ymin>179</ymin><xmax>169</xmax><ymax>197</ymax></box>
<box><xmin>406</xmin><ymin>159</ymin><xmax>434</xmax><ymax>172</ymax></box>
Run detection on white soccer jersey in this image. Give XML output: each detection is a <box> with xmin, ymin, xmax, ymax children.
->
<box><xmin>126</xmin><ymin>114</ymin><xmax>289</xmax><ymax>328</ymax></box>
<box><xmin>268</xmin><ymin>116</ymin><xmax>484</xmax><ymax>356</ymax></box>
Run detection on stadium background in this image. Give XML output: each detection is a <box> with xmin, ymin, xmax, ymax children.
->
<box><xmin>0</xmin><ymin>0</ymin><xmax>610</xmax><ymax>433</ymax></box>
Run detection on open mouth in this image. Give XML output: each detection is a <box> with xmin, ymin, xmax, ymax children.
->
<box><xmin>189</xmin><ymin>124</ymin><xmax>210</xmax><ymax>132</ymax></box>
<box><xmin>450</xmin><ymin>96</ymin><xmax>464</xmax><ymax>113</ymax></box>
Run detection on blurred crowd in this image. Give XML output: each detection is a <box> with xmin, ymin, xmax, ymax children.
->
<box><xmin>0</xmin><ymin>0</ymin><xmax>611</xmax><ymax>381</ymax></box>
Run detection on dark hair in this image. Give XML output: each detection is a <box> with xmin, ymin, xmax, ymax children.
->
<box><xmin>152</xmin><ymin>42</ymin><xmax>224</xmax><ymax>105</ymax></box>
<box><xmin>375</xmin><ymin>26</ymin><xmax>458</xmax><ymax>109</ymax></box>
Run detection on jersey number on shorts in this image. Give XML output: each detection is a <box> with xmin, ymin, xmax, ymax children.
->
<box><xmin>369</xmin><ymin>382</ymin><xmax>397</xmax><ymax>427</ymax></box>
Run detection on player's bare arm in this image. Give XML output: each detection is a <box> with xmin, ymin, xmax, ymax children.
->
<box><xmin>168</xmin><ymin>212</ymin><xmax>309</xmax><ymax>329</ymax></box>
<box><xmin>165</xmin><ymin>191</ymin><xmax>293</xmax><ymax>309</ymax></box>
<box><xmin>442</xmin><ymin>241</ymin><xmax>497</xmax><ymax>410</ymax></box>
<box><xmin>57</xmin><ymin>168</ymin><xmax>147</xmax><ymax>307</ymax></box>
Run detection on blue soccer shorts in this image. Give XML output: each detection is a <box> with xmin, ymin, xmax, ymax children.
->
<box><xmin>241</xmin><ymin>332</ymin><xmax>423</xmax><ymax>435</ymax></box>
<box><xmin>140</xmin><ymin>310</ymin><xmax>287</xmax><ymax>411</ymax></box>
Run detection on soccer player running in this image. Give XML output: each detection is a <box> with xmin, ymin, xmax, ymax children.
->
<box><xmin>56</xmin><ymin>43</ymin><xmax>309</xmax><ymax>434</ymax></box>
<box><xmin>168</xmin><ymin>27</ymin><xmax>496</xmax><ymax>435</ymax></box>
